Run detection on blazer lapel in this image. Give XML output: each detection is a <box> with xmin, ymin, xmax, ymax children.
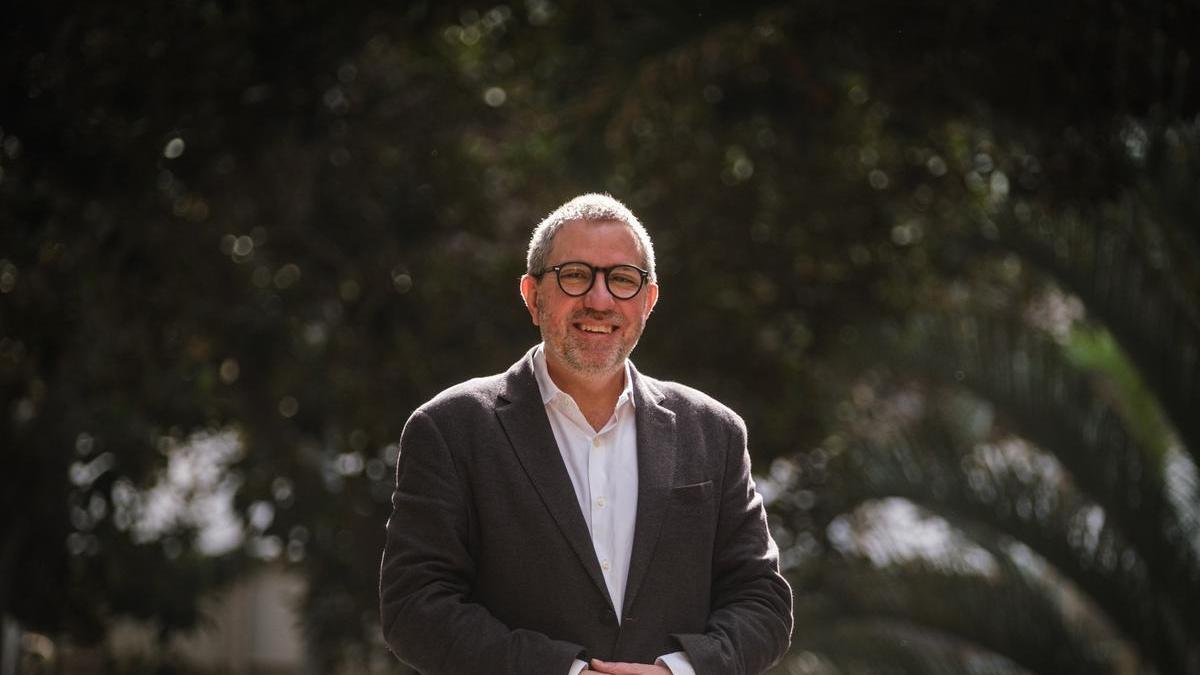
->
<box><xmin>621</xmin><ymin>365</ymin><xmax>677</xmax><ymax>616</ymax></box>
<box><xmin>494</xmin><ymin>351</ymin><xmax>613</xmax><ymax>606</ymax></box>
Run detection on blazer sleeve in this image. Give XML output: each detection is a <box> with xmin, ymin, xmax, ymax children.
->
<box><xmin>671</xmin><ymin>414</ymin><xmax>794</xmax><ymax>675</ymax></box>
<box><xmin>379</xmin><ymin>409</ymin><xmax>584</xmax><ymax>674</ymax></box>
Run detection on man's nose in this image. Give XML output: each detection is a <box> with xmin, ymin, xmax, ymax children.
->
<box><xmin>582</xmin><ymin>271</ymin><xmax>617</xmax><ymax>308</ymax></box>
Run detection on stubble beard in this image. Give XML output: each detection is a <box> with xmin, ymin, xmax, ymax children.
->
<box><xmin>539</xmin><ymin>305</ymin><xmax>643</xmax><ymax>377</ymax></box>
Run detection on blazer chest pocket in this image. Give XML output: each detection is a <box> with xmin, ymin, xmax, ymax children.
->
<box><xmin>671</xmin><ymin>480</ymin><xmax>714</xmax><ymax>504</ymax></box>
<box><xmin>666</xmin><ymin>480</ymin><xmax>716</xmax><ymax>544</ymax></box>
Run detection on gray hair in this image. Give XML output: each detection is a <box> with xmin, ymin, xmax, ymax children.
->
<box><xmin>526</xmin><ymin>193</ymin><xmax>656</xmax><ymax>282</ymax></box>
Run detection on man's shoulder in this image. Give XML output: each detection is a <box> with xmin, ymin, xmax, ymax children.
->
<box><xmin>638</xmin><ymin>372</ymin><xmax>745</xmax><ymax>429</ymax></box>
<box><xmin>415</xmin><ymin>371</ymin><xmax>508</xmax><ymax>417</ymax></box>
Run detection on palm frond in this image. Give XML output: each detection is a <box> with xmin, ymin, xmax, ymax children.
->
<box><xmin>786</xmin><ymin>544</ymin><xmax>1127</xmax><ymax>675</ymax></box>
<box><xmin>887</xmin><ymin>313</ymin><xmax>1200</xmax><ymax>640</ymax></box>
<box><xmin>983</xmin><ymin>188</ymin><xmax>1200</xmax><ymax>465</ymax></box>
<box><xmin>788</xmin><ymin>406</ymin><xmax>1186</xmax><ymax>674</ymax></box>
<box><xmin>776</xmin><ymin>617</ymin><xmax>1034</xmax><ymax>675</ymax></box>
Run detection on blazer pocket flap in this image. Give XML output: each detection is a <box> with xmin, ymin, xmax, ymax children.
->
<box><xmin>671</xmin><ymin>480</ymin><xmax>714</xmax><ymax>503</ymax></box>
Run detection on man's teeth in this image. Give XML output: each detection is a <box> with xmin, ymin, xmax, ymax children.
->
<box><xmin>579</xmin><ymin>324</ymin><xmax>613</xmax><ymax>334</ymax></box>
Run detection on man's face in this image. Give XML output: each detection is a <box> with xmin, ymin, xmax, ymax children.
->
<box><xmin>520</xmin><ymin>219</ymin><xmax>659</xmax><ymax>380</ymax></box>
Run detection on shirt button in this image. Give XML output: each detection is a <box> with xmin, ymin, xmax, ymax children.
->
<box><xmin>592</xmin><ymin>437</ymin><xmax>602</xmax><ymax>448</ymax></box>
<box><xmin>596</xmin><ymin>496</ymin><xmax>606</xmax><ymax>509</ymax></box>
<box><xmin>601</xmin><ymin>559</ymin><xmax>611</xmax><ymax>572</ymax></box>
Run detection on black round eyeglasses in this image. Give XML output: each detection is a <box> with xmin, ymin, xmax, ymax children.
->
<box><xmin>534</xmin><ymin>261</ymin><xmax>650</xmax><ymax>300</ymax></box>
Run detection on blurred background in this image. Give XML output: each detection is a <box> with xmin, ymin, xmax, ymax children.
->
<box><xmin>2</xmin><ymin>1</ymin><xmax>1199</xmax><ymax>673</ymax></box>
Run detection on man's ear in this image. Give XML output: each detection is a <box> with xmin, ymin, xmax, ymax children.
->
<box><xmin>643</xmin><ymin>282</ymin><xmax>660</xmax><ymax>318</ymax></box>
<box><xmin>519</xmin><ymin>274</ymin><xmax>540</xmax><ymax>325</ymax></box>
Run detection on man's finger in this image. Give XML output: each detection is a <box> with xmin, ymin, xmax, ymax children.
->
<box><xmin>590</xmin><ymin>659</ymin><xmax>647</xmax><ymax>674</ymax></box>
<box><xmin>590</xmin><ymin>658</ymin><xmax>627</xmax><ymax>673</ymax></box>
<box><xmin>592</xmin><ymin>659</ymin><xmax>674</xmax><ymax>675</ymax></box>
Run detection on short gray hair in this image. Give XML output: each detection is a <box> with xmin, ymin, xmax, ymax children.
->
<box><xmin>526</xmin><ymin>193</ymin><xmax>656</xmax><ymax>282</ymax></box>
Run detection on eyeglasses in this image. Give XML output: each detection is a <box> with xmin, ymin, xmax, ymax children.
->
<box><xmin>535</xmin><ymin>261</ymin><xmax>650</xmax><ymax>300</ymax></box>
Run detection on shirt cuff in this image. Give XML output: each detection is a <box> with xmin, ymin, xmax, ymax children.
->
<box><xmin>569</xmin><ymin>658</ymin><xmax>588</xmax><ymax>675</ymax></box>
<box><xmin>656</xmin><ymin>651</ymin><xmax>695</xmax><ymax>675</ymax></box>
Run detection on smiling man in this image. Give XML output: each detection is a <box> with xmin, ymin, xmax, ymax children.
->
<box><xmin>380</xmin><ymin>194</ymin><xmax>792</xmax><ymax>675</ymax></box>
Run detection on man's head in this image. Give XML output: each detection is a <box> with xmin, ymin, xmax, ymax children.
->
<box><xmin>525</xmin><ymin>194</ymin><xmax>656</xmax><ymax>282</ymax></box>
<box><xmin>520</xmin><ymin>194</ymin><xmax>659</xmax><ymax>381</ymax></box>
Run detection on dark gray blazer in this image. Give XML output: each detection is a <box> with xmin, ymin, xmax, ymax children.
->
<box><xmin>380</xmin><ymin>348</ymin><xmax>793</xmax><ymax>674</ymax></box>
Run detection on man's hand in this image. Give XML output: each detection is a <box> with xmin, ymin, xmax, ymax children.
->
<box><xmin>585</xmin><ymin>658</ymin><xmax>672</xmax><ymax>674</ymax></box>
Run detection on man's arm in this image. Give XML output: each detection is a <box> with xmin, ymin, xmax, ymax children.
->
<box><xmin>380</xmin><ymin>409</ymin><xmax>584</xmax><ymax>674</ymax></box>
<box><xmin>670</xmin><ymin>414</ymin><xmax>794</xmax><ymax>675</ymax></box>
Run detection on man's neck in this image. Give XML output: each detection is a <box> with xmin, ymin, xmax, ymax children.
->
<box><xmin>545</xmin><ymin>359</ymin><xmax>626</xmax><ymax>432</ymax></box>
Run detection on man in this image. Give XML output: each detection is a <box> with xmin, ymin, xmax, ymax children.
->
<box><xmin>380</xmin><ymin>194</ymin><xmax>792</xmax><ymax>675</ymax></box>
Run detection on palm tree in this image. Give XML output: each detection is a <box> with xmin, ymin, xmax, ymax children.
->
<box><xmin>769</xmin><ymin>126</ymin><xmax>1200</xmax><ymax>674</ymax></box>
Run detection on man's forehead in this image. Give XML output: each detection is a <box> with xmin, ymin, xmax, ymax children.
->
<box><xmin>550</xmin><ymin>219</ymin><xmax>640</xmax><ymax>251</ymax></box>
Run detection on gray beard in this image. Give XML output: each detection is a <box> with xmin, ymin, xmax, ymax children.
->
<box><xmin>539</xmin><ymin>306</ymin><xmax>638</xmax><ymax>376</ymax></box>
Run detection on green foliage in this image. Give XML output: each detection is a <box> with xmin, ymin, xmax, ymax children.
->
<box><xmin>1065</xmin><ymin>326</ymin><xmax>1176</xmax><ymax>462</ymax></box>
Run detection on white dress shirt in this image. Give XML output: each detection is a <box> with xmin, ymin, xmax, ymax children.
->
<box><xmin>531</xmin><ymin>346</ymin><xmax>695</xmax><ymax>675</ymax></box>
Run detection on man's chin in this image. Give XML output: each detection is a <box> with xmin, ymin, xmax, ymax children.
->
<box><xmin>562</xmin><ymin>347</ymin><xmax>627</xmax><ymax>376</ymax></box>
<box><xmin>566</xmin><ymin>358</ymin><xmax>622</xmax><ymax>377</ymax></box>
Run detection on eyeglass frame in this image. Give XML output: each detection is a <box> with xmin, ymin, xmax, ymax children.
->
<box><xmin>533</xmin><ymin>261</ymin><xmax>651</xmax><ymax>300</ymax></box>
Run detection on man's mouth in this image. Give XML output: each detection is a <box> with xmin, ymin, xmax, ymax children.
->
<box><xmin>575</xmin><ymin>322</ymin><xmax>615</xmax><ymax>334</ymax></box>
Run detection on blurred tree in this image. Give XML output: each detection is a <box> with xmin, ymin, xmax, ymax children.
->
<box><xmin>2</xmin><ymin>0</ymin><xmax>1198</xmax><ymax>673</ymax></box>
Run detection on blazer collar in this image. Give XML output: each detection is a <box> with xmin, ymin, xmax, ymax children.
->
<box><xmin>496</xmin><ymin>348</ymin><xmax>612</xmax><ymax>604</ymax></box>
<box><xmin>623</xmin><ymin>364</ymin><xmax>677</xmax><ymax>617</ymax></box>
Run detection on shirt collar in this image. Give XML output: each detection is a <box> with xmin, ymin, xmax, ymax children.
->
<box><xmin>531</xmin><ymin>343</ymin><xmax>636</xmax><ymax>409</ymax></box>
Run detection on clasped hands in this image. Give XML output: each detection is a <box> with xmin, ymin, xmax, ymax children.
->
<box><xmin>583</xmin><ymin>658</ymin><xmax>671</xmax><ymax>675</ymax></box>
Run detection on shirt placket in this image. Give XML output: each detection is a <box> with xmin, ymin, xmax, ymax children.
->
<box><xmin>589</xmin><ymin>429</ymin><xmax>613</xmax><ymax>584</ymax></box>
